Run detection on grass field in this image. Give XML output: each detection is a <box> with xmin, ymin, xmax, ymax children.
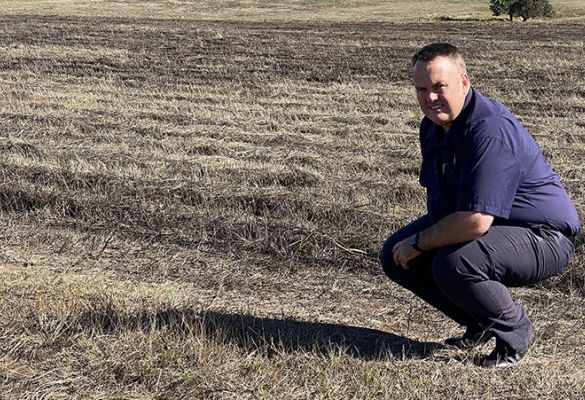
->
<box><xmin>0</xmin><ymin>0</ymin><xmax>584</xmax><ymax>398</ymax></box>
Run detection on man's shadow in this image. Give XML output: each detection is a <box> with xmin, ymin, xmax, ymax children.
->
<box><xmin>103</xmin><ymin>308</ymin><xmax>443</xmax><ymax>361</ymax></box>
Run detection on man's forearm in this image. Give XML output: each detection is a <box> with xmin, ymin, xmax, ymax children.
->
<box><xmin>417</xmin><ymin>211</ymin><xmax>494</xmax><ymax>250</ymax></box>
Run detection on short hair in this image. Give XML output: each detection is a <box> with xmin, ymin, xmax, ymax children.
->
<box><xmin>411</xmin><ymin>43</ymin><xmax>467</xmax><ymax>73</ymax></box>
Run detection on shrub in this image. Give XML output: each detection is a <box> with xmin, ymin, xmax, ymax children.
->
<box><xmin>490</xmin><ymin>0</ymin><xmax>554</xmax><ymax>21</ymax></box>
<box><xmin>516</xmin><ymin>0</ymin><xmax>554</xmax><ymax>21</ymax></box>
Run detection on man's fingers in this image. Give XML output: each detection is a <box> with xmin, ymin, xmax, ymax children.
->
<box><xmin>394</xmin><ymin>250</ymin><xmax>408</xmax><ymax>270</ymax></box>
<box><xmin>393</xmin><ymin>249</ymin><xmax>400</xmax><ymax>266</ymax></box>
<box><xmin>399</xmin><ymin>257</ymin><xmax>408</xmax><ymax>270</ymax></box>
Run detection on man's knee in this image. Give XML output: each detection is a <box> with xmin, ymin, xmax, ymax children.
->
<box><xmin>379</xmin><ymin>236</ymin><xmax>400</xmax><ymax>280</ymax></box>
<box><xmin>432</xmin><ymin>245</ymin><xmax>486</xmax><ymax>295</ymax></box>
<box><xmin>379</xmin><ymin>215</ymin><xmax>434</xmax><ymax>283</ymax></box>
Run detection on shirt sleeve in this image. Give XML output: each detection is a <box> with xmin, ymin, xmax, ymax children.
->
<box><xmin>456</xmin><ymin>128</ymin><xmax>521</xmax><ymax>219</ymax></box>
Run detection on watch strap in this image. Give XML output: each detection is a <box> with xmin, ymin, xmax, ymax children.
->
<box><xmin>410</xmin><ymin>233</ymin><xmax>425</xmax><ymax>252</ymax></box>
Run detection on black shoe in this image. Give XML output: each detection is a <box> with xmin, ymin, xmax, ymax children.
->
<box><xmin>480</xmin><ymin>336</ymin><xmax>535</xmax><ymax>368</ymax></box>
<box><xmin>444</xmin><ymin>328</ymin><xmax>494</xmax><ymax>349</ymax></box>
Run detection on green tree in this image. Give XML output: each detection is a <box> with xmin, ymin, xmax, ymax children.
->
<box><xmin>490</xmin><ymin>0</ymin><xmax>513</xmax><ymax>20</ymax></box>
<box><xmin>490</xmin><ymin>0</ymin><xmax>554</xmax><ymax>21</ymax></box>
<box><xmin>516</xmin><ymin>0</ymin><xmax>554</xmax><ymax>21</ymax></box>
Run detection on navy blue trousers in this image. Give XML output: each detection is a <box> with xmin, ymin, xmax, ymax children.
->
<box><xmin>379</xmin><ymin>215</ymin><xmax>575</xmax><ymax>352</ymax></box>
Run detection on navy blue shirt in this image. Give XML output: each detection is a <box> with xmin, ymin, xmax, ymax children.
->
<box><xmin>419</xmin><ymin>88</ymin><xmax>580</xmax><ymax>236</ymax></box>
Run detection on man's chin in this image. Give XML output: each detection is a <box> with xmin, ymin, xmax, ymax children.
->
<box><xmin>425</xmin><ymin>115</ymin><xmax>451</xmax><ymax>128</ymax></box>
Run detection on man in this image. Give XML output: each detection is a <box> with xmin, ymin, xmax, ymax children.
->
<box><xmin>379</xmin><ymin>43</ymin><xmax>580</xmax><ymax>368</ymax></box>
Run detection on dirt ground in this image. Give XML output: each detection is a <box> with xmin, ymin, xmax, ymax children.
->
<box><xmin>0</xmin><ymin>5</ymin><xmax>584</xmax><ymax>399</ymax></box>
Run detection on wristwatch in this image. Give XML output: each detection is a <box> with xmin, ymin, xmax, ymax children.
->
<box><xmin>409</xmin><ymin>233</ymin><xmax>425</xmax><ymax>252</ymax></box>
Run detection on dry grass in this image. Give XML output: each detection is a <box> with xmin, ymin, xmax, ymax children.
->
<box><xmin>0</xmin><ymin>1</ymin><xmax>584</xmax><ymax>398</ymax></box>
<box><xmin>0</xmin><ymin>0</ymin><xmax>584</xmax><ymax>21</ymax></box>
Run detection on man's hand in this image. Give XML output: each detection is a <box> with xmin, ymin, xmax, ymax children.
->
<box><xmin>392</xmin><ymin>239</ymin><xmax>422</xmax><ymax>270</ymax></box>
<box><xmin>391</xmin><ymin>212</ymin><xmax>494</xmax><ymax>270</ymax></box>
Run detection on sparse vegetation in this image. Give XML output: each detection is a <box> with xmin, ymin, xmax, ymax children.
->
<box><xmin>0</xmin><ymin>1</ymin><xmax>584</xmax><ymax>398</ymax></box>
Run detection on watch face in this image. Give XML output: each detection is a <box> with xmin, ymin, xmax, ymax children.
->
<box><xmin>409</xmin><ymin>234</ymin><xmax>417</xmax><ymax>246</ymax></box>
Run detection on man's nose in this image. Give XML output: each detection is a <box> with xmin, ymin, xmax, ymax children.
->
<box><xmin>428</xmin><ymin>91</ymin><xmax>439</xmax><ymax>102</ymax></box>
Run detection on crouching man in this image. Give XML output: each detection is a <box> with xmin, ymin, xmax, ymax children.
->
<box><xmin>379</xmin><ymin>43</ymin><xmax>580</xmax><ymax>368</ymax></box>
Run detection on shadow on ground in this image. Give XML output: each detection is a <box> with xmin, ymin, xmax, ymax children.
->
<box><xmin>99</xmin><ymin>308</ymin><xmax>443</xmax><ymax>361</ymax></box>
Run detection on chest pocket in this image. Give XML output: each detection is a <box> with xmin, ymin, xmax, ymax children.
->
<box><xmin>419</xmin><ymin>143</ymin><xmax>461</xmax><ymax>219</ymax></box>
<box><xmin>420</xmin><ymin>144</ymin><xmax>460</xmax><ymax>188</ymax></box>
<box><xmin>440</xmin><ymin>146</ymin><xmax>460</xmax><ymax>190</ymax></box>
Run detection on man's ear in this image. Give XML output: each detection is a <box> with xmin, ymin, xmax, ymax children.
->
<box><xmin>462</xmin><ymin>73</ymin><xmax>471</xmax><ymax>94</ymax></box>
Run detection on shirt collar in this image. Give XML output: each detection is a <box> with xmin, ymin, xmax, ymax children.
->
<box><xmin>436</xmin><ymin>88</ymin><xmax>474</xmax><ymax>146</ymax></box>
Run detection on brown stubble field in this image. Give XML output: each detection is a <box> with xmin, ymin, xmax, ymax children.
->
<box><xmin>0</xmin><ymin>1</ymin><xmax>584</xmax><ymax>399</ymax></box>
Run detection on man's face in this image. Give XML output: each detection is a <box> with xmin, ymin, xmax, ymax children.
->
<box><xmin>413</xmin><ymin>55</ymin><xmax>470</xmax><ymax>132</ymax></box>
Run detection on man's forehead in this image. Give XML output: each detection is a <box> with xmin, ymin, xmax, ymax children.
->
<box><xmin>413</xmin><ymin>57</ymin><xmax>461</xmax><ymax>80</ymax></box>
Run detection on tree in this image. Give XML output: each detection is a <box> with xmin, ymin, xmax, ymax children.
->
<box><xmin>516</xmin><ymin>0</ymin><xmax>554</xmax><ymax>21</ymax></box>
<box><xmin>490</xmin><ymin>0</ymin><xmax>513</xmax><ymax>20</ymax></box>
<box><xmin>490</xmin><ymin>0</ymin><xmax>554</xmax><ymax>21</ymax></box>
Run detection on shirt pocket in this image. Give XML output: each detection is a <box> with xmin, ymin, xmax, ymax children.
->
<box><xmin>431</xmin><ymin>146</ymin><xmax>461</xmax><ymax>219</ymax></box>
<box><xmin>440</xmin><ymin>146</ymin><xmax>461</xmax><ymax>192</ymax></box>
